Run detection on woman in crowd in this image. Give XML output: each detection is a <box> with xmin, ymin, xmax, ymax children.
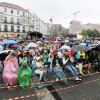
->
<box><xmin>52</xmin><ymin>54</ymin><xmax>68</xmax><ymax>85</ymax></box>
<box><xmin>19</xmin><ymin>51</ymin><xmax>27</xmax><ymax>66</ymax></box>
<box><xmin>2</xmin><ymin>51</ymin><xmax>19</xmax><ymax>87</ymax></box>
<box><xmin>18</xmin><ymin>61</ymin><xmax>32</xmax><ymax>89</ymax></box>
<box><xmin>63</xmin><ymin>52</ymin><xmax>81</xmax><ymax>80</ymax></box>
<box><xmin>35</xmin><ymin>57</ymin><xmax>47</xmax><ymax>83</ymax></box>
<box><xmin>73</xmin><ymin>53</ymin><xmax>83</xmax><ymax>75</ymax></box>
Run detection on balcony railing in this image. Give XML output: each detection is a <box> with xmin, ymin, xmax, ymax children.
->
<box><xmin>10</xmin><ymin>29</ymin><xmax>14</xmax><ymax>32</ymax></box>
<box><xmin>22</xmin><ymin>30</ymin><xmax>26</xmax><ymax>33</ymax></box>
<box><xmin>17</xmin><ymin>22</ymin><xmax>21</xmax><ymax>25</ymax></box>
<box><xmin>1</xmin><ymin>21</ymin><xmax>22</xmax><ymax>25</ymax></box>
<box><xmin>10</xmin><ymin>21</ymin><xmax>14</xmax><ymax>24</ymax></box>
<box><xmin>17</xmin><ymin>30</ymin><xmax>20</xmax><ymax>33</ymax></box>
<box><xmin>4</xmin><ymin>29</ymin><xmax>8</xmax><ymax>32</ymax></box>
<box><xmin>4</xmin><ymin>20</ymin><xmax>7</xmax><ymax>23</ymax></box>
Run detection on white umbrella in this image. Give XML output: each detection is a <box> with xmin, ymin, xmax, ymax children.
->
<box><xmin>37</xmin><ymin>41</ymin><xmax>42</xmax><ymax>44</ymax></box>
<box><xmin>0</xmin><ymin>50</ymin><xmax>14</xmax><ymax>54</ymax></box>
<box><xmin>65</xmin><ymin>40</ymin><xmax>69</xmax><ymax>43</ymax></box>
<box><xmin>60</xmin><ymin>45</ymin><xmax>71</xmax><ymax>51</ymax></box>
<box><xmin>97</xmin><ymin>41</ymin><xmax>100</xmax><ymax>44</ymax></box>
<box><xmin>27</xmin><ymin>43</ymin><xmax>37</xmax><ymax>48</ymax></box>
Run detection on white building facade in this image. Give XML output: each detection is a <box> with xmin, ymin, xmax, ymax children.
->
<box><xmin>0</xmin><ymin>2</ymin><xmax>50</xmax><ymax>37</ymax></box>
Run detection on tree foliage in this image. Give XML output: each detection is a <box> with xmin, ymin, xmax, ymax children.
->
<box><xmin>79</xmin><ymin>29</ymin><xmax>100</xmax><ymax>37</ymax></box>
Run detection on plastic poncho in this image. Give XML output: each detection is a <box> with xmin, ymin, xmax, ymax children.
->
<box><xmin>18</xmin><ymin>61</ymin><xmax>32</xmax><ymax>89</ymax></box>
<box><xmin>44</xmin><ymin>53</ymin><xmax>49</xmax><ymax>59</ymax></box>
<box><xmin>79</xmin><ymin>51</ymin><xmax>85</xmax><ymax>58</ymax></box>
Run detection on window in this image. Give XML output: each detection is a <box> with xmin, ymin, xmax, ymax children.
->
<box><xmin>23</xmin><ymin>26</ymin><xmax>26</xmax><ymax>32</ymax></box>
<box><xmin>11</xmin><ymin>25</ymin><xmax>14</xmax><ymax>32</ymax></box>
<box><xmin>23</xmin><ymin>12</ymin><xmax>25</xmax><ymax>16</ymax></box>
<box><xmin>11</xmin><ymin>17</ymin><xmax>14</xmax><ymax>24</ymax></box>
<box><xmin>4</xmin><ymin>25</ymin><xmax>8</xmax><ymax>32</ymax></box>
<box><xmin>4</xmin><ymin>17</ymin><xmax>7</xmax><ymax>23</ymax></box>
<box><xmin>17</xmin><ymin>26</ymin><xmax>20</xmax><ymax>32</ymax></box>
<box><xmin>0</xmin><ymin>15</ymin><xmax>3</xmax><ymax>22</ymax></box>
<box><xmin>22</xmin><ymin>19</ymin><xmax>26</xmax><ymax>24</ymax></box>
<box><xmin>23</xmin><ymin>19</ymin><xmax>25</xmax><ymax>24</ymax></box>
<box><xmin>4</xmin><ymin>8</ymin><xmax>7</xmax><ymax>13</ymax></box>
<box><xmin>17</xmin><ymin>10</ymin><xmax>19</xmax><ymax>15</ymax></box>
<box><xmin>17</xmin><ymin>18</ymin><xmax>20</xmax><ymax>24</ymax></box>
<box><xmin>11</xmin><ymin>9</ymin><xmax>13</xmax><ymax>14</ymax></box>
<box><xmin>26</xmin><ymin>19</ymin><xmax>27</xmax><ymax>24</ymax></box>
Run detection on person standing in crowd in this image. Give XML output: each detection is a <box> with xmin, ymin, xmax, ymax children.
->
<box><xmin>18</xmin><ymin>61</ymin><xmax>32</xmax><ymax>89</ymax></box>
<box><xmin>2</xmin><ymin>51</ymin><xmax>19</xmax><ymax>88</ymax></box>
<box><xmin>63</xmin><ymin>52</ymin><xmax>81</xmax><ymax>80</ymax></box>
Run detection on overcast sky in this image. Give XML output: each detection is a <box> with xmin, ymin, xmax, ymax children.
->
<box><xmin>1</xmin><ymin>0</ymin><xmax>100</xmax><ymax>28</ymax></box>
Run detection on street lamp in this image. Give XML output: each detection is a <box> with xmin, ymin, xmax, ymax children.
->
<box><xmin>50</xmin><ymin>16</ymin><xmax>53</xmax><ymax>38</ymax></box>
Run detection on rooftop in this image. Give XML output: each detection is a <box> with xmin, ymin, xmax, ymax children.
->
<box><xmin>0</xmin><ymin>2</ymin><xmax>27</xmax><ymax>11</ymax></box>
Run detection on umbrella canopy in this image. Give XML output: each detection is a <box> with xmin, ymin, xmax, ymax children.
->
<box><xmin>49</xmin><ymin>41</ymin><xmax>54</xmax><ymax>43</ymax></box>
<box><xmin>43</xmin><ymin>41</ymin><xmax>49</xmax><ymax>44</ymax></box>
<box><xmin>67</xmin><ymin>43</ymin><xmax>74</xmax><ymax>45</ymax></box>
<box><xmin>97</xmin><ymin>41</ymin><xmax>100</xmax><ymax>44</ymax></box>
<box><xmin>65</xmin><ymin>40</ymin><xmax>69</xmax><ymax>43</ymax></box>
<box><xmin>72</xmin><ymin>45</ymin><xmax>90</xmax><ymax>51</ymax></box>
<box><xmin>60</xmin><ymin>45</ymin><xmax>71</xmax><ymax>51</ymax></box>
<box><xmin>37</xmin><ymin>41</ymin><xmax>42</xmax><ymax>44</ymax></box>
<box><xmin>79</xmin><ymin>43</ymin><xmax>86</xmax><ymax>46</ymax></box>
<box><xmin>24</xmin><ymin>51</ymin><xmax>32</xmax><ymax>55</ymax></box>
<box><xmin>86</xmin><ymin>40</ymin><xmax>91</xmax><ymax>43</ymax></box>
<box><xmin>0</xmin><ymin>50</ymin><xmax>14</xmax><ymax>54</ymax></box>
<box><xmin>0</xmin><ymin>50</ymin><xmax>14</xmax><ymax>61</ymax></box>
<box><xmin>11</xmin><ymin>38</ymin><xmax>16</xmax><ymax>40</ymax></box>
<box><xmin>1</xmin><ymin>40</ymin><xmax>17</xmax><ymax>45</ymax></box>
<box><xmin>27</xmin><ymin>43</ymin><xmax>37</xmax><ymax>48</ymax></box>
<box><xmin>26</xmin><ymin>40</ymin><xmax>32</xmax><ymax>42</ymax></box>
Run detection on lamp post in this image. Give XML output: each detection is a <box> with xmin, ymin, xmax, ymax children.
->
<box><xmin>50</xmin><ymin>16</ymin><xmax>53</xmax><ymax>38</ymax></box>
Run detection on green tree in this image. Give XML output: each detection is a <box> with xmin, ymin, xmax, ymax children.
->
<box><xmin>79</xmin><ymin>29</ymin><xmax>88</xmax><ymax>37</ymax></box>
<box><xmin>80</xmin><ymin>29</ymin><xmax>100</xmax><ymax>37</ymax></box>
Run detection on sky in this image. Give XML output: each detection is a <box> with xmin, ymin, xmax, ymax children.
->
<box><xmin>1</xmin><ymin>0</ymin><xmax>100</xmax><ymax>28</ymax></box>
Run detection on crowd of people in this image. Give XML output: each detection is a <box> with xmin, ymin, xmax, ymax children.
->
<box><xmin>0</xmin><ymin>38</ymin><xmax>100</xmax><ymax>89</ymax></box>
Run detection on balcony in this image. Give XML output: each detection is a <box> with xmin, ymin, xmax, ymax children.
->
<box><xmin>22</xmin><ymin>30</ymin><xmax>26</xmax><ymax>33</ymax></box>
<box><xmin>17</xmin><ymin>22</ymin><xmax>21</xmax><ymax>25</ymax></box>
<box><xmin>4</xmin><ymin>20</ymin><xmax>7</xmax><ymax>23</ymax></box>
<box><xmin>10</xmin><ymin>21</ymin><xmax>14</xmax><ymax>24</ymax></box>
<box><xmin>10</xmin><ymin>29</ymin><xmax>14</xmax><ymax>32</ymax></box>
<box><xmin>17</xmin><ymin>30</ymin><xmax>20</xmax><ymax>33</ymax></box>
<box><xmin>4</xmin><ymin>29</ymin><xmax>8</xmax><ymax>32</ymax></box>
